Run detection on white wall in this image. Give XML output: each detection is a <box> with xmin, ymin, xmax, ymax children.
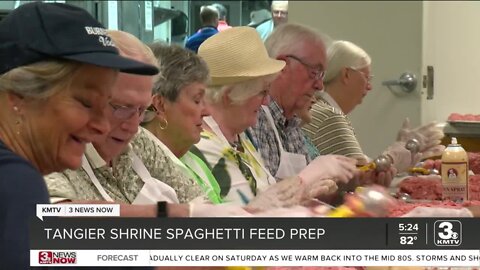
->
<box><xmin>290</xmin><ymin>1</ymin><xmax>423</xmax><ymax>157</ymax></box>
<box><xmin>422</xmin><ymin>1</ymin><xmax>480</xmax><ymax>124</ymax></box>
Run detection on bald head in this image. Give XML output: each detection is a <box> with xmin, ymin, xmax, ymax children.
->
<box><xmin>107</xmin><ymin>30</ymin><xmax>158</xmax><ymax>67</ymax></box>
<box><xmin>271</xmin><ymin>0</ymin><xmax>288</xmax><ymax>27</ymax></box>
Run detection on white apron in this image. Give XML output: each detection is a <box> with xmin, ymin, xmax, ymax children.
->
<box><xmin>261</xmin><ymin>105</ymin><xmax>307</xmax><ymax>179</ymax></box>
<box><xmin>81</xmin><ymin>153</ymin><xmax>179</xmax><ymax>204</ymax></box>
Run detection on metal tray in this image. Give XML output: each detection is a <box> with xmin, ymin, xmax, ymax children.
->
<box><xmin>447</xmin><ymin>120</ymin><xmax>480</xmax><ymax>128</ymax></box>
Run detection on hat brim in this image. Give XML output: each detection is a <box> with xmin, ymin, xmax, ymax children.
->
<box><xmin>63</xmin><ymin>52</ymin><xmax>158</xmax><ymax>75</ymax></box>
<box><xmin>210</xmin><ymin>59</ymin><xmax>285</xmax><ymax>86</ymax></box>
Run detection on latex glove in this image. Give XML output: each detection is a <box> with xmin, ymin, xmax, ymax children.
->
<box><xmin>189</xmin><ymin>203</ymin><xmax>254</xmax><ymax>217</ymax></box>
<box><xmin>299</xmin><ymin>155</ymin><xmax>357</xmax><ymax>184</ymax></box>
<box><xmin>301</xmin><ymin>178</ymin><xmax>338</xmax><ymax>201</ymax></box>
<box><xmin>402</xmin><ymin>206</ymin><xmax>473</xmax><ymax>218</ymax></box>
<box><xmin>354</xmin><ymin>166</ymin><xmax>396</xmax><ymax>187</ymax></box>
<box><xmin>420</xmin><ymin>144</ymin><xmax>446</xmax><ymax>160</ymax></box>
<box><xmin>383</xmin><ymin>141</ymin><xmax>423</xmax><ymax>173</ymax></box>
<box><xmin>246</xmin><ymin>177</ymin><xmax>337</xmax><ymax>212</ymax></box>
<box><xmin>396</xmin><ymin>118</ymin><xmax>445</xmax><ymax>159</ymax></box>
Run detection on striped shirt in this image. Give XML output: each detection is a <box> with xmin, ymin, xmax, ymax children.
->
<box><xmin>302</xmin><ymin>94</ymin><xmax>366</xmax><ymax>164</ymax></box>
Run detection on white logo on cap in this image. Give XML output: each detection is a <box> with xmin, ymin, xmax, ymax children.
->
<box><xmin>84</xmin><ymin>26</ymin><xmax>116</xmax><ymax>48</ymax></box>
<box><xmin>98</xmin><ymin>36</ymin><xmax>115</xmax><ymax>47</ymax></box>
<box><xmin>84</xmin><ymin>26</ymin><xmax>107</xmax><ymax>35</ymax></box>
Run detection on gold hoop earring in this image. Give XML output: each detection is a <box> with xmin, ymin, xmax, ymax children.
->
<box><xmin>159</xmin><ymin>118</ymin><xmax>168</xmax><ymax>130</ymax></box>
<box><xmin>15</xmin><ymin>119</ymin><xmax>21</xmax><ymax>135</ymax></box>
<box><xmin>13</xmin><ymin>106</ymin><xmax>21</xmax><ymax>135</ymax></box>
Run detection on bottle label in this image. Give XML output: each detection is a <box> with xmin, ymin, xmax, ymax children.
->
<box><xmin>441</xmin><ymin>162</ymin><xmax>468</xmax><ymax>200</ymax></box>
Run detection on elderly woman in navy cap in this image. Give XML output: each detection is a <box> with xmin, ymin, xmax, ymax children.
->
<box><xmin>0</xmin><ymin>2</ymin><xmax>157</xmax><ymax>268</ymax></box>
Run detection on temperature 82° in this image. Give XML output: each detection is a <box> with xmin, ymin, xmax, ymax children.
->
<box><xmin>399</xmin><ymin>235</ymin><xmax>418</xmax><ymax>245</ymax></box>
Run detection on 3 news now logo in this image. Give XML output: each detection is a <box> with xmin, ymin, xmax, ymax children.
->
<box><xmin>434</xmin><ymin>220</ymin><xmax>462</xmax><ymax>246</ymax></box>
<box><xmin>38</xmin><ymin>251</ymin><xmax>77</xmax><ymax>264</ymax></box>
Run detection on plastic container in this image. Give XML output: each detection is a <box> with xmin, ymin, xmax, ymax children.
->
<box><xmin>441</xmin><ymin>137</ymin><xmax>469</xmax><ymax>201</ymax></box>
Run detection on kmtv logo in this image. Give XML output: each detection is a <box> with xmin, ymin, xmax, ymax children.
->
<box><xmin>38</xmin><ymin>251</ymin><xmax>77</xmax><ymax>264</ymax></box>
<box><xmin>434</xmin><ymin>220</ymin><xmax>462</xmax><ymax>246</ymax></box>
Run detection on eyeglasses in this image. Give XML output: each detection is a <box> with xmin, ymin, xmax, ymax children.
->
<box><xmin>142</xmin><ymin>104</ymin><xmax>158</xmax><ymax>123</ymax></box>
<box><xmin>285</xmin><ymin>55</ymin><xmax>326</xmax><ymax>81</ymax></box>
<box><xmin>347</xmin><ymin>67</ymin><xmax>374</xmax><ymax>83</ymax></box>
<box><xmin>108</xmin><ymin>102</ymin><xmax>148</xmax><ymax>121</ymax></box>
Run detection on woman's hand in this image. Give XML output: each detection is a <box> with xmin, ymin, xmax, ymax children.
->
<box><xmin>299</xmin><ymin>155</ymin><xmax>357</xmax><ymax>184</ymax></box>
<box><xmin>354</xmin><ymin>167</ymin><xmax>396</xmax><ymax>187</ymax></box>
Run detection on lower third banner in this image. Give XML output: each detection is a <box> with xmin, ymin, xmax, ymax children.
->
<box><xmin>30</xmin><ymin>217</ymin><xmax>480</xmax><ymax>267</ymax></box>
<box><xmin>31</xmin><ymin>249</ymin><xmax>480</xmax><ymax>267</ymax></box>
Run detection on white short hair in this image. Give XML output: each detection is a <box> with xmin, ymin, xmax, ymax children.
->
<box><xmin>271</xmin><ymin>1</ymin><xmax>288</xmax><ymax>11</ymax></box>
<box><xmin>206</xmin><ymin>74</ymin><xmax>277</xmax><ymax>105</ymax></box>
<box><xmin>265</xmin><ymin>23</ymin><xmax>329</xmax><ymax>58</ymax></box>
<box><xmin>324</xmin><ymin>40</ymin><xmax>371</xmax><ymax>83</ymax></box>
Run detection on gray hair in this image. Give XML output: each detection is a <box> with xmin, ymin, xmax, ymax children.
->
<box><xmin>323</xmin><ymin>40</ymin><xmax>371</xmax><ymax>84</ymax></box>
<box><xmin>211</xmin><ymin>3</ymin><xmax>227</xmax><ymax>20</ymax></box>
<box><xmin>149</xmin><ymin>43</ymin><xmax>209</xmax><ymax>102</ymax></box>
<box><xmin>206</xmin><ymin>74</ymin><xmax>276</xmax><ymax>105</ymax></box>
<box><xmin>0</xmin><ymin>60</ymin><xmax>81</xmax><ymax>99</ymax></box>
<box><xmin>265</xmin><ymin>23</ymin><xmax>330</xmax><ymax>58</ymax></box>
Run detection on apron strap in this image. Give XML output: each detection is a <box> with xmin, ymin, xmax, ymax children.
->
<box><xmin>82</xmin><ymin>155</ymin><xmax>114</xmax><ymax>202</ymax></box>
<box><xmin>131</xmin><ymin>152</ymin><xmax>156</xmax><ymax>185</ymax></box>
<box><xmin>261</xmin><ymin>105</ymin><xmax>286</xmax><ymax>152</ymax></box>
<box><xmin>240</xmin><ymin>135</ymin><xmax>277</xmax><ymax>186</ymax></box>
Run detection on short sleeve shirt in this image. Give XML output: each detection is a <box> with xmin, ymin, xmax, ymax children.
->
<box><xmin>0</xmin><ymin>139</ymin><xmax>49</xmax><ymax>269</ymax></box>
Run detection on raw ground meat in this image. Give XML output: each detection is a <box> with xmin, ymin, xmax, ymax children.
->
<box><xmin>391</xmin><ymin>175</ymin><xmax>480</xmax><ymax>216</ymax></box>
<box><xmin>470</xmin><ymin>174</ymin><xmax>480</xmax><ymax>200</ymax></box>
<box><xmin>388</xmin><ymin>200</ymin><xmax>480</xmax><ymax>217</ymax></box>
<box><xmin>422</xmin><ymin>152</ymin><xmax>480</xmax><ymax>174</ymax></box>
<box><xmin>448</xmin><ymin>113</ymin><xmax>480</xmax><ymax>121</ymax></box>
<box><xmin>398</xmin><ymin>175</ymin><xmax>480</xmax><ymax>200</ymax></box>
<box><xmin>468</xmin><ymin>152</ymin><xmax>480</xmax><ymax>174</ymax></box>
<box><xmin>398</xmin><ymin>176</ymin><xmax>442</xmax><ymax>200</ymax></box>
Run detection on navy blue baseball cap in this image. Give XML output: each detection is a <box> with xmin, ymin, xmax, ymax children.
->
<box><xmin>0</xmin><ymin>2</ymin><xmax>159</xmax><ymax>75</ymax></box>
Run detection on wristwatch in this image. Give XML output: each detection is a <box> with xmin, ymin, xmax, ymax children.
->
<box><xmin>157</xmin><ymin>201</ymin><xmax>168</xmax><ymax>217</ymax></box>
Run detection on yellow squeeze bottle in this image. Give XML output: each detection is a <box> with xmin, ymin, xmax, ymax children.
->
<box><xmin>441</xmin><ymin>137</ymin><xmax>469</xmax><ymax>201</ymax></box>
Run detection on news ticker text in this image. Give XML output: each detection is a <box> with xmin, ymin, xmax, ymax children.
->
<box><xmin>31</xmin><ymin>249</ymin><xmax>480</xmax><ymax>267</ymax></box>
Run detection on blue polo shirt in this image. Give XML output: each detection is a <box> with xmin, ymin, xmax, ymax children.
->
<box><xmin>185</xmin><ymin>26</ymin><xmax>219</xmax><ymax>53</ymax></box>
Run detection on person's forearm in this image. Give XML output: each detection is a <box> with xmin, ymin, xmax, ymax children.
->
<box><xmin>166</xmin><ymin>203</ymin><xmax>190</xmax><ymax>217</ymax></box>
<box><xmin>119</xmin><ymin>204</ymin><xmax>156</xmax><ymax>217</ymax></box>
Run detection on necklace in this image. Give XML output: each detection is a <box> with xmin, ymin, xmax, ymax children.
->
<box><xmin>229</xmin><ymin>134</ymin><xmax>244</xmax><ymax>153</ymax></box>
